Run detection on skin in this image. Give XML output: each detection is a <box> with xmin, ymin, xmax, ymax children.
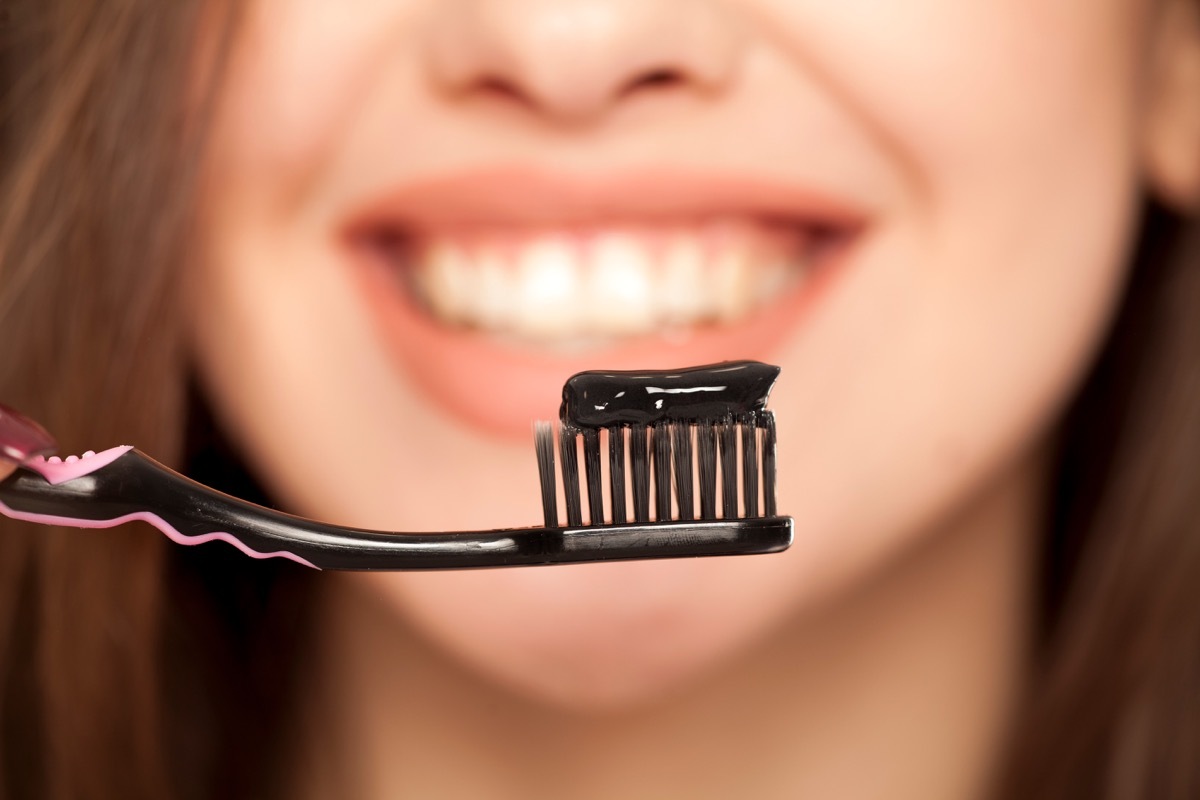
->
<box><xmin>190</xmin><ymin>0</ymin><xmax>1200</xmax><ymax>797</ymax></box>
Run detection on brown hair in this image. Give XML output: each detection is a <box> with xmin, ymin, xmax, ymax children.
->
<box><xmin>0</xmin><ymin>1</ymin><xmax>308</xmax><ymax>798</ymax></box>
<box><xmin>1002</xmin><ymin>203</ymin><xmax>1200</xmax><ymax>798</ymax></box>
<box><xmin>0</xmin><ymin>2</ymin><xmax>1197</xmax><ymax>799</ymax></box>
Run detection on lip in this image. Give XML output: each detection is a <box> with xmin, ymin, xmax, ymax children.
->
<box><xmin>343</xmin><ymin>167</ymin><xmax>868</xmax><ymax>232</ymax></box>
<box><xmin>339</xmin><ymin>167</ymin><xmax>867</xmax><ymax>437</ymax></box>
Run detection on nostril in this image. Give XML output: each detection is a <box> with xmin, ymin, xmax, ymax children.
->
<box><xmin>466</xmin><ymin>68</ymin><xmax>688</xmax><ymax>118</ymax></box>
<box><xmin>618</xmin><ymin>68</ymin><xmax>687</xmax><ymax>99</ymax></box>
<box><xmin>475</xmin><ymin>75</ymin><xmax>533</xmax><ymax>107</ymax></box>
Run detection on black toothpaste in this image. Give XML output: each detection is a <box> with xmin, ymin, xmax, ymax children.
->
<box><xmin>560</xmin><ymin>360</ymin><xmax>781</xmax><ymax>429</ymax></box>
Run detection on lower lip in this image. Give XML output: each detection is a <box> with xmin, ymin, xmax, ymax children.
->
<box><xmin>347</xmin><ymin>240</ymin><xmax>849</xmax><ymax>438</ymax></box>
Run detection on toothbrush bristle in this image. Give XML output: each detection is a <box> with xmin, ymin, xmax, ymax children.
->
<box><xmin>630</xmin><ymin>425</ymin><xmax>650</xmax><ymax>523</ymax></box>
<box><xmin>583</xmin><ymin>428</ymin><xmax>604</xmax><ymax>525</ymax></box>
<box><xmin>719</xmin><ymin>415</ymin><xmax>738</xmax><ymax>519</ymax></box>
<box><xmin>697</xmin><ymin>422</ymin><xmax>718</xmax><ymax>520</ymax></box>
<box><xmin>653</xmin><ymin>422</ymin><xmax>672</xmax><ymax>522</ymax></box>
<box><xmin>672</xmin><ymin>423</ymin><xmax>694</xmax><ymax>521</ymax></box>
<box><xmin>608</xmin><ymin>426</ymin><xmax>627</xmax><ymax>524</ymax></box>
<box><xmin>534</xmin><ymin>412</ymin><xmax>780</xmax><ymax>528</ymax></box>
<box><xmin>559</xmin><ymin>426</ymin><xmax>583</xmax><ymax>526</ymax></box>
<box><xmin>535</xmin><ymin>422</ymin><xmax>557</xmax><ymax>527</ymax></box>
<box><xmin>762</xmin><ymin>411</ymin><xmax>778</xmax><ymax>517</ymax></box>
<box><xmin>742</xmin><ymin>413</ymin><xmax>759</xmax><ymax>518</ymax></box>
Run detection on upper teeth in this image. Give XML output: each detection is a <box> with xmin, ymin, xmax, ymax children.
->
<box><xmin>398</xmin><ymin>222</ymin><xmax>814</xmax><ymax>343</ymax></box>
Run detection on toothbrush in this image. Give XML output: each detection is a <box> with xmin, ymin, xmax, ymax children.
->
<box><xmin>0</xmin><ymin>361</ymin><xmax>793</xmax><ymax>570</ymax></box>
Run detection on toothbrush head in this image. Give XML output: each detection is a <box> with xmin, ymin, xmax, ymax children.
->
<box><xmin>535</xmin><ymin>361</ymin><xmax>782</xmax><ymax>528</ymax></box>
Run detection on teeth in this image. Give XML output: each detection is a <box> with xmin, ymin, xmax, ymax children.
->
<box><xmin>473</xmin><ymin>247</ymin><xmax>511</xmax><ymax>329</ymax></box>
<box><xmin>415</xmin><ymin>242</ymin><xmax>470</xmax><ymax>322</ymax></box>
<box><xmin>512</xmin><ymin>236</ymin><xmax>582</xmax><ymax>338</ymax></box>
<box><xmin>589</xmin><ymin>233</ymin><xmax>656</xmax><ymax>335</ymax></box>
<box><xmin>659</xmin><ymin>233</ymin><xmax>707</xmax><ymax>325</ymax></box>
<box><xmin>403</xmin><ymin>224</ymin><xmax>816</xmax><ymax>342</ymax></box>
<box><xmin>711</xmin><ymin>245</ymin><xmax>752</xmax><ymax>323</ymax></box>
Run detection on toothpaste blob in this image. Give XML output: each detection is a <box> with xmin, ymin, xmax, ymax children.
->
<box><xmin>560</xmin><ymin>360</ymin><xmax>781</xmax><ymax>429</ymax></box>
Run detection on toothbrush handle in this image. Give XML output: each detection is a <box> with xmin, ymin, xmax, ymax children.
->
<box><xmin>0</xmin><ymin>450</ymin><xmax>792</xmax><ymax>570</ymax></box>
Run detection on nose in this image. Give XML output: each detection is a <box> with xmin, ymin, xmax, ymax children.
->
<box><xmin>424</xmin><ymin>0</ymin><xmax>746</xmax><ymax>124</ymax></box>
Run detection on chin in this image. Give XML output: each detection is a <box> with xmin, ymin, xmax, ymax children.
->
<box><xmin>360</xmin><ymin>552</ymin><xmax>800</xmax><ymax>712</ymax></box>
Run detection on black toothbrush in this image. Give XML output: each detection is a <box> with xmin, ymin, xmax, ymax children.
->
<box><xmin>0</xmin><ymin>361</ymin><xmax>793</xmax><ymax>570</ymax></box>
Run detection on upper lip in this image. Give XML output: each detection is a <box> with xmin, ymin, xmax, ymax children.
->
<box><xmin>341</xmin><ymin>166</ymin><xmax>870</xmax><ymax>236</ymax></box>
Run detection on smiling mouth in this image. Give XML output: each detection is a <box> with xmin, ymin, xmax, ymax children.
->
<box><xmin>357</xmin><ymin>217</ymin><xmax>843</xmax><ymax>350</ymax></box>
<box><xmin>340</xmin><ymin>169</ymin><xmax>864</xmax><ymax>434</ymax></box>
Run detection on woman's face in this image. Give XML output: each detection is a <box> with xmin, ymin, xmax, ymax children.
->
<box><xmin>193</xmin><ymin>0</ymin><xmax>1197</xmax><ymax>707</ymax></box>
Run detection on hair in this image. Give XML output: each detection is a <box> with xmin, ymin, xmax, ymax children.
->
<box><xmin>0</xmin><ymin>2</ymin><xmax>310</xmax><ymax>798</ymax></box>
<box><xmin>0</xmin><ymin>2</ymin><xmax>1197</xmax><ymax>799</ymax></box>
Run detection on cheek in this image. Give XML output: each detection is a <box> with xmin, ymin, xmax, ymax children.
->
<box><xmin>209</xmin><ymin>0</ymin><xmax>425</xmax><ymax>208</ymax></box>
<box><xmin>758</xmin><ymin>0</ymin><xmax>1149</xmax><ymax>231</ymax></box>
<box><xmin>752</xmin><ymin>0</ymin><xmax>1146</xmax><ymax>607</ymax></box>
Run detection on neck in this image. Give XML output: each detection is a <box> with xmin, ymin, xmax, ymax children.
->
<box><xmin>295</xmin><ymin>458</ymin><xmax>1037</xmax><ymax>800</ymax></box>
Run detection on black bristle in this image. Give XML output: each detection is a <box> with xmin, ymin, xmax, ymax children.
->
<box><xmin>719</xmin><ymin>414</ymin><xmax>738</xmax><ymax>518</ymax></box>
<box><xmin>697</xmin><ymin>423</ymin><xmax>718</xmax><ymax>520</ymax></box>
<box><xmin>762</xmin><ymin>412</ymin><xmax>777</xmax><ymax>517</ymax></box>
<box><xmin>742</xmin><ymin>413</ymin><xmax>759</xmax><ymax>518</ymax></box>
<box><xmin>559</xmin><ymin>425</ymin><xmax>583</xmax><ymax>527</ymax></box>
<box><xmin>672</xmin><ymin>423</ymin><xmax>695</xmax><ymax>521</ymax></box>
<box><xmin>608</xmin><ymin>426</ymin><xmax>627</xmax><ymax>524</ymax></box>
<box><xmin>653</xmin><ymin>422</ymin><xmax>672</xmax><ymax>521</ymax></box>
<box><xmin>583</xmin><ymin>428</ymin><xmax>604</xmax><ymax>525</ymax></box>
<box><xmin>534</xmin><ymin>422</ymin><xmax>557</xmax><ymax>527</ymax></box>
<box><xmin>630</xmin><ymin>425</ymin><xmax>650</xmax><ymax>523</ymax></box>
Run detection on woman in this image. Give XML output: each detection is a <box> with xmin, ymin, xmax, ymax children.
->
<box><xmin>2</xmin><ymin>0</ymin><xmax>1198</xmax><ymax>797</ymax></box>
